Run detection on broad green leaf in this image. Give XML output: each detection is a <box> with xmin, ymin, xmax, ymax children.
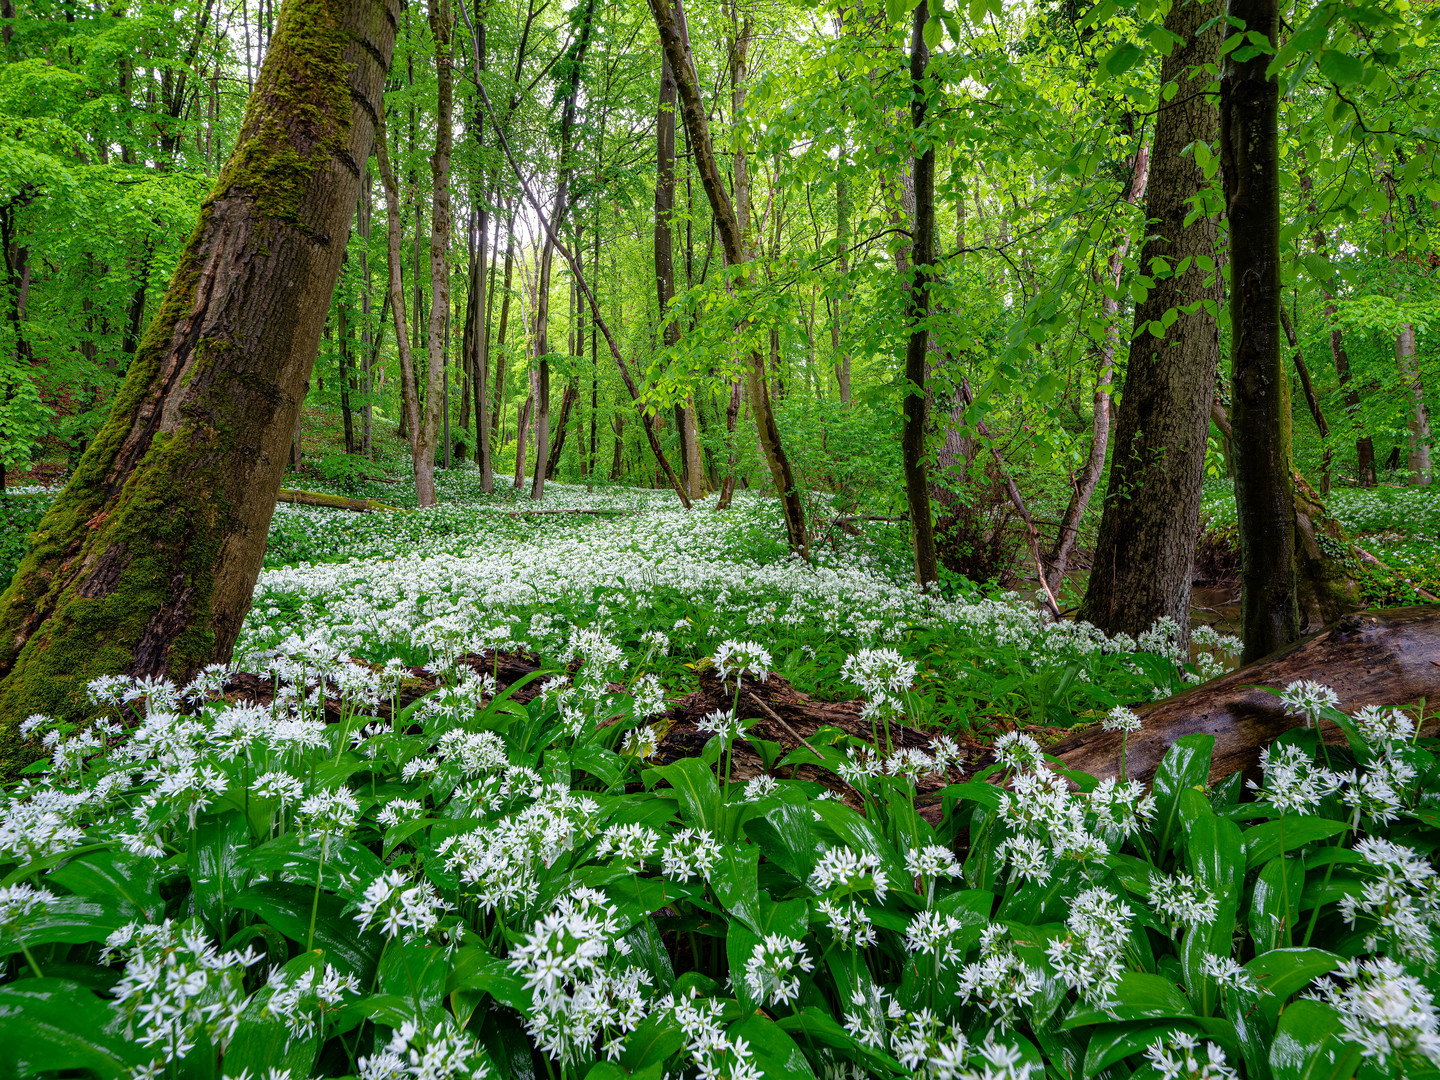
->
<box><xmin>647</xmin><ymin>758</ymin><xmax>720</xmax><ymax>834</ymax></box>
<box><xmin>0</xmin><ymin>895</ymin><xmax>140</xmax><ymax>954</ymax></box>
<box><xmin>1251</xmin><ymin>856</ymin><xmax>1305</xmax><ymax>954</ymax></box>
<box><xmin>1316</xmin><ymin>49</ymin><xmax>1364</xmax><ymax>86</ymax></box>
<box><xmin>190</xmin><ymin>810</ymin><xmax>251</xmax><ymax>928</ymax></box>
<box><xmin>729</xmin><ymin>1015</ymin><xmax>818</xmax><ymax>1080</ymax></box>
<box><xmin>616</xmin><ymin>1013</ymin><xmax>684</xmax><ymax>1073</ymax></box>
<box><xmin>1270</xmin><ymin>1000</ymin><xmax>1363</xmax><ymax>1080</ymax></box>
<box><xmin>48</xmin><ymin>848</ymin><xmax>164</xmax><ymax>921</ymax></box>
<box><xmin>0</xmin><ymin>978</ymin><xmax>143</xmax><ymax>1079</ymax></box>
<box><xmin>1152</xmin><ymin>735</ymin><xmax>1214</xmax><ymax>860</ymax></box>
<box><xmin>229</xmin><ymin>881</ymin><xmax>382</xmax><ymax>979</ymax></box>
<box><xmin>711</xmin><ymin>842</ymin><xmax>761</xmax><ymax>932</ymax></box>
<box><xmin>744</xmin><ymin>800</ymin><xmax>820</xmax><ymax>885</ymax></box>
<box><xmin>1247</xmin><ymin>948</ymin><xmax>1341</xmax><ymax>1029</ymax></box>
<box><xmin>1242</xmin><ymin>817</ymin><xmax>1347</xmax><ymax>868</ymax></box>
<box><xmin>447</xmin><ymin>945</ymin><xmax>531</xmax><ymax>1011</ymax></box>
<box><xmin>1063</xmin><ymin>972</ymin><xmax>1194</xmax><ymax>1028</ymax></box>
<box><xmin>379</xmin><ymin>942</ymin><xmax>452</xmax><ymax>1027</ymax></box>
<box><xmin>1183</xmin><ymin>799</ymin><xmax>1243</xmax><ymax>1015</ymax></box>
<box><xmin>1083</xmin><ymin>1021</ymin><xmax>1206</xmax><ymax>1076</ymax></box>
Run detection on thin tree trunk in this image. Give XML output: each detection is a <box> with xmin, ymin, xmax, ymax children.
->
<box><xmin>359</xmin><ymin>174</ymin><xmax>374</xmax><ymax>457</ymax></box>
<box><xmin>339</xmin><ymin>268</ymin><xmax>356</xmax><ymax>453</ymax></box>
<box><xmin>1078</xmin><ymin>0</ymin><xmax>1224</xmax><ymax>650</ymax></box>
<box><xmin>489</xmin><ymin>206</ymin><xmax>516</xmax><ymax>453</ymax></box>
<box><xmin>1398</xmin><ymin>322</ymin><xmax>1432</xmax><ymax>485</ymax></box>
<box><xmin>650</xmin><ymin>0</ymin><xmax>802</xmax><ymax>546</ymax></box>
<box><xmin>513</xmin><ymin>384</ymin><xmax>533</xmax><ymax>489</ymax></box>
<box><xmin>1223</xmin><ymin>0</ymin><xmax>1296</xmax><ymax>662</ymax></box>
<box><xmin>1280</xmin><ymin>305</ymin><xmax>1332</xmax><ymax>493</ymax></box>
<box><xmin>375</xmin><ymin>112</ymin><xmax>422</xmax><ymax>493</ymax></box>
<box><xmin>416</xmin><ymin>0</ymin><xmax>453</xmax><ymax>506</ymax></box>
<box><xmin>1044</xmin><ymin>145</ymin><xmax>1151</xmax><ymax>592</ymax></box>
<box><xmin>0</xmin><ymin>0</ymin><xmax>398</xmax><ymax>739</ymax></box>
<box><xmin>901</xmin><ymin>2</ymin><xmax>937</xmax><ymax>586</ymax></box>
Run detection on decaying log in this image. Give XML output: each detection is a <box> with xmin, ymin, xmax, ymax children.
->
<box><xmin>277</xmin><ymin>488</ymin><xmax>406</xmax><ymax>512</ymax></box>
<box><xmin>1047</xmin><ymin>606</ymin><xmax>1440</xmax><ymax>785</ymax></box>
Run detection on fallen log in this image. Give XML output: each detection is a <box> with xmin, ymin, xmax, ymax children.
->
<box><xmin>277</xmin><ymin>488</ymin><xmax>405</xmax><ymax>512</ymax></box>
<box><xmin>1047</xmin><ymin>605</ymin><xmax>1440</xmax><ymax>785</ymax></box>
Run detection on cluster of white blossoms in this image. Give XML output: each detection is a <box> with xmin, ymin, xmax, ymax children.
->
<box><xmin>1045</xmin><ymin>887</ymin><xmax>1134</xmax><ymax>1007</ymax></box>
<box><xmin>355</xmin><ymin>869</ymin><xmax>450</xmax><ymax>943</ymax></box>
<box><xmin>1144</xmin><ymin>1032</ymin><xmax>1239</xmax><ymax>1080</ymax></box>
<box><xmin>665</xmin><ymin>988</ymin><xmax>761</xmax><ymax>1080</ymax></box>
<box><xmin>358</xmin><ymin>1019</ymin><xmax>492</xmax><ymax>1080</ymax></box>
<box><xmin>105</xmin><ymin>920</ymin><xmax>263</xmax><ymax>1065</ymax></box>
<box><xmin>956</xmin><ymin>926</ymin><xmax>1046</xmax><ymax>1029</ymax></box>
<box><xmin>714</xmin><ymin>638</ymin><xmax>772</xmax><ymax>685</ymax></box>
<box><xmin>743</xmin><ymin>934</ymin><xmax>814</xmax><ymax>1007</ymax></box>
<box><xmin>661</xmin><ymin>826</ymin><xmax>723</xmax><ymax>882</ymax></box>
<box><xmin>261</xmin><ymin>963</ymin><xmax>360</xmax><ymax>1044</ymax></box>
<box><xmin>508</xmin><ymin>888</ymin><xmax>653</xmax><ymax>1064</ymax></box>
<box><xmin>1147</xmin><ymin>872</ymin><xmax>1219</xmax><ymax>931</ymax></box>
<box><xmin>842</xmin><ymin>646</ymin><xmax>919</xmax><ymax>725</ymax></box>
<box><xmin>1311</xmin><ymin>957</ymin><xmax>1440</xmax><ymax>1068</ymax></box>
<box><xmin>995</xmin><ymin>765</ymin><xmax>1155</xmax><ymax>883</ymax></box>
<box><xmin>1341</xmin><ymin>838</ymin><xmax>1440</xmax><ymax>967</ymax></box>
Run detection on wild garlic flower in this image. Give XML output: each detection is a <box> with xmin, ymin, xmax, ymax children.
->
<box><xmin>1089</xmin><ymin>778</ymin><xmax>1158</xmax><ymax>837</ymax></box>
<box><xmin>905</xmin><ymin>845</ymin><xmax>962</xmax><ymax>884</ymax></box>
<box><xmin>1340</xmin><ymin>759</ymin><xmax>1415</xmax><ymax>826</ymax></box>
<box><xmin>629</xmin><ymin>674</ymin><xmax>668</xmax><ymax>720</ymax></box>
<box><xmin>906</xmin><ymin>910</ymin><xmax>971</xmax><ymax>969</ymax></box>
<box><xmin>433</xmin><ymin>729</ymin><xmax>508</xmax><ymax>778</ymax></box>
<box><xmin>621</xmin><ymin>725</ymin><xmax>659</xmax><ymax>760</ymax></box>
<box><xmin>842</xmin><ymin>985</ymin><xmax>901</xmax><ymax>1050</ymax></box>
<box><xmin>697</xmin><ymin>708</ymin><xmax>744</xmax><ymax>744</ymax></box>
<box><xmin>662</xmin><ymin>827</ymin><xmax>722</xmax><ymax>883</ymax></box>
<box><xmin>668</xmin><ymin>988</ymin><xmax>760</xmax><ymax>1080</ymax></box>
<box><xmin>295</xmin><ymin>787</ymin><xmax>360</xmax><ymax>840</ymax></box>
<box><xmin>640</xmin><ymin>629</ymin><xmax>670</xmax><ymax>655</ymax></box>
<box><xmin>811</xmin><ymin>845</ymin><xmax>890</xmax><ymax>901</ymax></box>
<box><xmin>1103</xmin><ymin>706</ymin><xmax>1142</xmax><ymax>734</ymax></box>
<box><xmin>1046</xmin><ymin>887</ymin><xmax>1133</xmax><ymax>1008</ymax></box>
<box><xmin>841</xmin><ymin>647</ymin><xmax>918</xmax><ymax>698</ymax></box>
<box><xmin>251</xmin><ymin>770</ymin><xmax>305</xmax><ymax>808</ymax></box>
<box><xmin>1248</xmin><ymin>743</ymin><xmax>1341</xmax><ymax>815</ymax></box>
<box><xmin>1353</xmin><ymin>705</ymin><xmax>1415</xmax><ymax>751</ymax></box>
<box><xmin>742</xmin><ymin>775</ymin><xmax>778</xmax><ymax>802</ymax></box>
<box><xmin>596</xmin><ymin>822</ymin><xmax>661</xmax><ymax>867</ymax></box>
<box><xmin>1311</xmin><ymin>957</ymin><xmax>1440</xmax><ymax>1068</ymax></box>
<box><xmin>1147</xmin><ymin>872</ymin><xmax>1219</xmax><ymax>930</ymax></box>
<box><xmin>262</xmin><ymin>963</ymin><xmax>360</xmax><ymax>1044</ymax></box>
<box><xmin>356</xmin><ymin>870</ymin><xmax>449</xmax><ymax>942</ymax></box>
<box><xmin>0</xmin><ymin>882</ymin><xmax>54</xmax><ymax>936</ymax></box>
<box><xmin>837</xmin><ymin>746</ymin><xmax>883</xmax><ymax>786</ymax></box>
<box><xmin>376</xmin><ymin>797</ymin><xmax>425</xmax><ymax>829</ymax></box>
<box><xmin>817</xmin><ymin>897</ymin><xmax>877</xmax><ymax>949</ymax></box>
<box><xmin>1279</xmin><ymin>680</ymin><xmax>1341</xmax><ymax>727</ymax></box>
<box><xmin>743</xmin><ymin>934</ymin><xmax>813</xmax><ymax>1007</ymax></box>
<box><xmin>1201</xmin><ymin>953</ymin><xmax>1257</xmax><ymax>994</ymax></box>
<box><xmin>714</xmin><ymin>639</ymin><xmax>772</xmax><ymax>685</ymax></box>
<box><xmin>1144</xmin><ymin>1032</ymin><xmax>1238</xmax><ymax>1080</ymax></box>
<box><xmin>889</xmin><ymin>1008</ymin><xmax>970</xmax><ymax>1079</ymax></box>
<box><xmin>886</xmin><ymin>747</ymin><xmax>945</xmax><ymax>783</ymax></box>
<box><xmin>358</xmin><ymin>1019</ymin><xmax>492</xmax><ymax>1080</ymax></box>
<box><xmin>994</xmin><ymin>731</ymin><xmax>1044</xmax><ymax>773</ymax></box>
<box><xmin>107</xmin><ymin>920</ymin><xmax>262</xmax><ymax>1063</ymax></box>
<box><xmin>1340</xmin><ymin>838</ymin><xmax>1440</xmax><ymax>967</ymax></box>
<box><xmin>956</xmin><ymin>925</ymin><xmax>1044</xmax><ymax>1029</ymax></box>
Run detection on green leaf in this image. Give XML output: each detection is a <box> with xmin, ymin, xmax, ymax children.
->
<box><xmin>1251</xmin><ymin>856</ymin><xmax>1305</xmax><ymax>954</ymax></box>
<box><xmin>647</xmin><ymin>758</ymin><xmax>719</xmax><ymax>834</ymax></box>
<box><xmin>1182</xmin><ymin>796</ymin><xmax>1243</xmax><ymax>1016</ymax></box>
<box><xmin>744</xmin><ymin>800</ymin><xmax>820</xmax><ymax>885</ymax></box>
<box><xmin>1242</xmin><ymin>817</ymin><xmax>1347</xmax><ymax>868</ymax></box>
<box><xmin>1316</xmin><ymin>50</ymin><xmax>1365</xmax><ymax>86</ymax></box>
<box><xmin>0</xmin><ymin>978</ymin><xmax>143</xmax><ymax>1079</ymax></box>
<box><xmin>1247</xmin><ymin>949</ymin><xmax>1341</xmax><ymax>1029</ymax></box>
<box><xmin>711</xmin><ymin>843</ymin><xmax>761</xmax><ymax>932</ymax></box>
<box><xmin>236</xmin><ymin>831</ymin><xmax>387</xmax><ymax>900</ymax></box>
<box><xmin>379</xmin><ymin>942</ymin><xmax>452</xmax><ymax>1027</ymax></box>
<box><xmin>922</xmin><ymin>14</ymin><xmax>942</xmax><ymax>48</ymax></box>
<box><xmin>616</xmin><ymin>1013</ymin><xmax>684</xmax><ymax>1073</ymax></box>
<box><xmin>229</xmin><ymin>881</ymin><xmax>382</xmax><ymax>979</ymax></box>
<box><xmin>190</xmin><ymin>810</ymin><xmax>251</xmax><ymax>928</ymax></box>
<box><xmin>1063</xmin><ymin>972</ymin><xmax>1194</xmax><ymax>1028</ymax></box>
<box><xmin>447</xmin><ymin>946</ymin><xmax>532</xmax><ymax>1011</ymax></box>
<box><xmin>0</xmin><ymin>896</ymin><xmax>140</xmax><ymax>954</ymax></box>
<box><xmin>728</xmin><ymin>1015</ymin><xmax>818</xmax><ymax>1080</ymax></box>
<box><xmin>1100</xmin><ymin>41</ymin><xmax>1144</xmax><ymax>78</ymax></box>
<box><xmin>1152</xmin><ymin>735</ymin><xmax>1214</xmax><ymax>860</ymax></box>
<box><xmin>1269</xmin><ymin>1000</ymin><xmax>1363</xmax><ymax>1080</ymax></box>
<box><xmin>1084</xmin><ymin>1021</ymin><xmax>1206</xmax><ymax>1075</ymax></box>
<box><xmin>48</xmin><ymin>848</ymin><xmax>164</xmax><ymax>921</ymax></box>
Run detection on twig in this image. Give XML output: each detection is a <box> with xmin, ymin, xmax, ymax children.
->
<box><xmin>746</xmin><ymin>691</ymin><xmax>828</xmax><ymax>761</ymax></box>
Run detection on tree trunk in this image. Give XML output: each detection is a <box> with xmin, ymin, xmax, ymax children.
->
<box><xmin>650</xmin><ymin>0</ymin><xmax>804</xmax><ymax>549</ymax></box>
<box><xmin>1281</xmin><ymin>305</ymin><xmax>1331</xmax><ymax>493</ymax></box>
<box><xmin>375</xmin><ymin>112</ymin><xmax>422</xmax><ymax>492</ymax></box>
<box><xmin>1222</xmin><ymin>0</ymin><xmax>1297</xmax><ymax>663</ymax></box>
<box><xmin>277</xmin><ymin>488</ymin><xmax>401</xmax><ymax>511</ymax></box>
<box><xmin>358</xmin><ymin>174</ymin><xmax>374</xmax><ymax>457</ymax></box>
<box><xmin>513</xmin><ymin>385</ymin><xmax>532</xmax><ymax>489</ymax></box>
<box><xmin>417</xmin><ymin>0</ymin><xmax>452</xmax><ymax>507</ymax></box>
<box><xmin>1398</xmin><ymin>322</ymin><xmax>1432</xmax><ymax>485</ymax></box>
<box><xmin>902</xmin><ymin>3</ymin><xmax>938</xmax><ymax>587</ymax></box>
<box><xmin>489</xmin><ymin>207</ymin><xmax>515</xmax><ymax>454</ymax></box>
<box><xmin>1078</xmin><ymin>0</ymin><xmax>1223</xmax><ymax>650</ymax></box>
<box><xmin>1044</xmin><ymin>146</ymin><xmax>1150</xmax><ymax>594</ymax></box>
<box><xmin>0</xmin><ymin>0</ymin><xmax>398</xmax><ymax>742</ymax></box>
<box><xmin>338</xmin><ymin>265</ymin><xmax>356</xmax><ymax>454</ymax></box>
<box><xmin>1047</xmin><ymin>607</ymin><xmax>1440</xmax><ymax>785</ymax></box>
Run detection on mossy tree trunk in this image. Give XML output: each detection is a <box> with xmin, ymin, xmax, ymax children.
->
<box><xmin>0</xmin><ymin>0</ymin><xmax>399</xmax><ymax>743</ymax></box>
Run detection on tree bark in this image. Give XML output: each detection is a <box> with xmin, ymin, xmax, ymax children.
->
<box><xmin>1047</xmin><ymin>607</ymin><xmax>1440</xmax><ymax>785</ymax></box>
<box><xmin>489</xmin><ymin>207</ymin><xmax>516</xmax><ymax>454</ymax></box>
<box><xmin>650</xmin><ymin>0</ymin><xmax>804</xmax><ymax>549</ymax></box>
<box><xmin>1222</xmin><ymin>0</ymin><xmax>1297</xmax><ymax>663</ymax></box>
<box><xmin>375</xmin><ymin>112</ymin><xmax>422</xmax><ymax>489</ymax></box>
<box><xmin>902</xmin><ymin>3</ymin><xmax>938</xmax><ymax>587</ymax></box>
<box><xmin>416</xmin><ymin>0</ymin><xmax>453</xmax><ymax>507</ymax></box>
<box><xmin>1398</xmin><ymin>322</ymin><xmax>1432</xmax><ymax>486</ymax></box>
<box><xmin>1280</xmin><ymin>305</ymin><xmax>1331</xmax><ymax>493</ymax></box>
<box><xmin>0</xmin><ymin>0</ymin><xmax>398</xmax><ymax>742</ymax></box>
<box><xmin>1078</xmin><ymin>0</ymin><xmax>1223</xmax><ymax>649</ymax></box>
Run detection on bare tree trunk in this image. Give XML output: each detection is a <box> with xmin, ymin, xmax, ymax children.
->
<box><xmin>1044</xmin><ymin>145</ymin><xmax>1150</xmax><ymax>592</ymax></box>
<box><xmin>1078</xmin><ymin>0</ymin><xmax>1224</xmax><ymax>650</ymax></box>
<box><xmin>513</xmin><ymin>383</ymin><xmax>533</xmax><ymax>489</ymax></box>
<box><xmin>1223</xmin><ymin>0</ymin><xmax>1296</xmax><ymax>663</ymax></box>
<box><xmin>358</xmin><ymin>174</ymin><xmax>374</xmax><ymax>457</ymax></box>
<box><xmin>1398</xmin><ymin>323</ymin><xmax>1432</xmax><ymax>485</ymax></box>
<box><xmin>901</xmin><ymin>3</ymin><xmax>937</xmax><ymax>586</ymax></box>
<box><xmin>489</xmin><ymin>206</ymin><xmax>515</xmax><ymax>455</ymax></box>
<box><xmin>375</xmin><ymin>113</ymin><xmax>422</xmax><ymax>492</ymax></box>
<box><xmin>651</xmin><ymin>0</ymin><xmax>804</xmax><ymax>548</ymax></box>
<box><xmin>1281</xmin><ymin>305</ymin><xmax>1332</xmax><ymax>493</ymax></box>
<box><xmin>0</xmin><ymin>0</ymin><xmax>398</xmax><ymax>741</ymax></box>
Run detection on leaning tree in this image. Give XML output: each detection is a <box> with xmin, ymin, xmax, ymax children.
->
<box><xmin>0</xmin><ymin>0</ymin><xmax>400</xmax><ymax>758</ymax></box>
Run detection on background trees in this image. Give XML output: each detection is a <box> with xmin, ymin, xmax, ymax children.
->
<box><xmin>0</xmin><ymin>0</ymin><xmax>1434</xmax><ymax>673</ymax></box>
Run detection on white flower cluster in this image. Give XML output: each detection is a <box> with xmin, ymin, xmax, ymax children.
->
<box><xmin>1045</xmin><ymin>887</ymin><xmax>1134</xmax><ymax>1007</ymax></box>
<box><xmin>1341</xmin><ymin>838</ymin><xmax>1440</xmax><ymax>967</ymax></box>
<box><xmin>1311</xmin><ymin>957</ymin><xmax>1440</xmax><ymax>1068</ymax></box>
<box><xmin>356</xmin><ymin>869</ymin><xmax>449</xmax><ymax>942</ymax></box>
<box><xmin>358</xmin><ymin>1019</ymin><xmax>492</xmax><ymax>1080</ymax></box>
<box><xmin>262</xmin><ymin>963</ymin><xmax>360</xmax><ymax>1044</ymax></box>
<box><xmin>743</xmin><ymin>934</ymin><xmax>814</xmax><ymax>1007</ymax></box>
